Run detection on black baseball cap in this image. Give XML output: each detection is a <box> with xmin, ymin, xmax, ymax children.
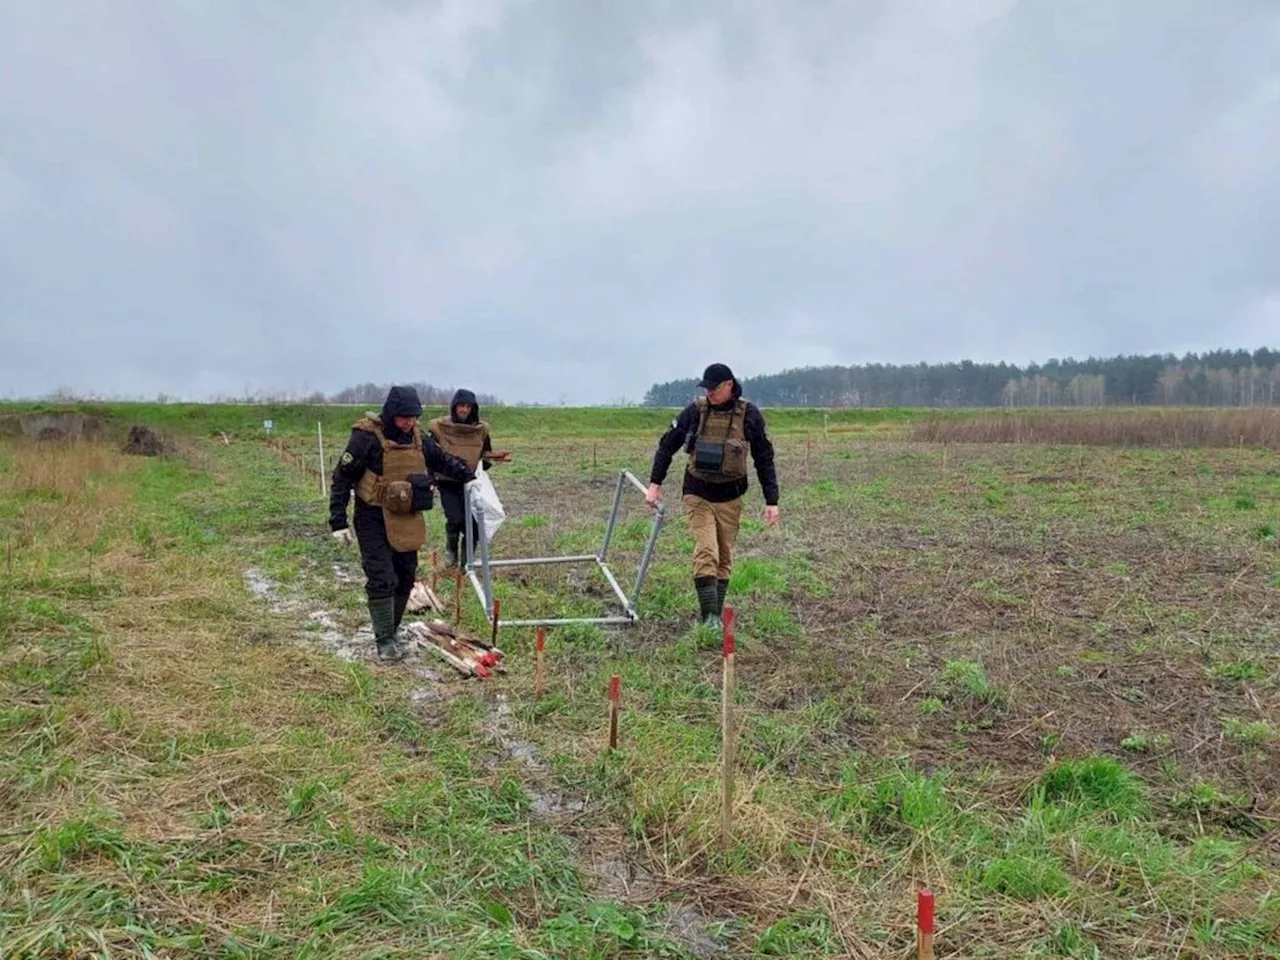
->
<box><xmin>698</xmin><ymin>363</ymin><xmax>734</xmax><ymax>388</ymax></box>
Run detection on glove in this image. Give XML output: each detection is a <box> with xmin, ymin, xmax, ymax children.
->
<box><xmin>332</xmin><ymin>527</ymin><xmax>355</xmax><ymax>546</ymax></box>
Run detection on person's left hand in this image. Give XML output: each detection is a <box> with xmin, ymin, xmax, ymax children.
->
<box><xmin>764</xmin><ymin>505</ymin><xmax>779</xmax><ymax>526</ymax></box>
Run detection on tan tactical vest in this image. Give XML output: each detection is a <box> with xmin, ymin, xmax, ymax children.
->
<box><xmin>428</xmin><ymin>416</ymin><xmax>489</xmax><ymax>472</ymax></box>
<box><xmin>686</xmin><ymin>398</ymin><xmax>749</xmax><ymax>483</ymax></box>
<box><xmin>352</xmin><ymin>416</ymin><xmax>429</xmax><ymax>552</ymax></box>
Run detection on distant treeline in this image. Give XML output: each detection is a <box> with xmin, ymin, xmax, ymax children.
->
<box><xmin>643</xmin><ymin>349</ymin><xmax>1280</xmax><ymax>408</ymax></box>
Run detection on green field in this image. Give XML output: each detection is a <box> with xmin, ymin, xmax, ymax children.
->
<box><xmin>2</xmin><ymin>403</ymin><xmax>1278</xmax><ymax>958</ymax></box>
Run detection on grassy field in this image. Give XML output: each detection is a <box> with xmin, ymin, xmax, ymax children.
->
<box><xmin>2</xmin><ymin>403</ymin><xmax>1279</xmax><ymax>958</ymax></box>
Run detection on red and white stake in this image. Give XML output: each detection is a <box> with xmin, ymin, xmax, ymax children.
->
<box><xmin>430</xmin><ymin>550</ymin><xmax>439</xmax><ymax>590</ymax></box>
<box><xmin>534</xmin><ymin>627</ymin><xmax>546</xmax><ymax>700</ymax></box>
<box><xmin>607</xmin><ymin>675</ymin><xmax>620</xmax><ymax>750</ymax></box>
<box><xmin>917</xmin><ymin>889</ymin><xmax>935</xmax><ymax>960</ymax></box>
<box><xmin>720</xmin><ymin>605</ymin><xmax>736</xmax><ymax>849</ymax></box>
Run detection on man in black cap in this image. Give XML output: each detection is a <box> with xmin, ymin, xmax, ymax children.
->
<box><xmin>329</xmin><ymin>385</ymin><xmax>477</xmax><ymax>661</ymax></box>
<box><xmin>645</xmin><ymin>363</ymin><xmax>779</xmax><ymax>629</ymax></box>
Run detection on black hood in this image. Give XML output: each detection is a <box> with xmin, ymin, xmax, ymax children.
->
<box><xmin>450</xmin><ymin>388</ymin><xmax>480</xmax><ymax>424</ymax></box>
<box><xmin>380</xmin><ymin>385</ymin><xmax>423</xmax><ymax>442</ymax></box>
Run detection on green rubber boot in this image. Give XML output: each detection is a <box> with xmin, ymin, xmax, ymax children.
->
<box><xmin>368</xmin><ymin>596</ymin><xmax>403</xmax><ymax>661</ymax></box>
<box><xmin>695</xmin><ymin>577</ymin><xmax>721</xmax><ymax>630</ymax></box>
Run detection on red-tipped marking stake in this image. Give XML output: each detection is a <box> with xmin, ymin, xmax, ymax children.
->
<box><xmin>491</xmin><ymin>599</ymin><xmax>501</xmax><ymax>647</ymax></box>
<box><xmin>917</xmin><ymin>889</ymin><xmax>935</xmax><ymax>960</ymax></box>
<box><xmin>453</xmin><ymin>568</ymin><xmax>462</xmax><ymax>625</ymax></box>
<box><xmin>607</xmin><ymin>675</ymin><xmax>621</xmax><ymax>750</ymax></box>
<box><xmin>720</xmin><ymin>605</ymin><xmax>736</xmax><ymax>848</ymax></box>
<box><xmin>534</xmin><ymin>628</ymin><xmax>546</xmax><ymax>701</ymax></box>
<box><xmin>430</xmin><ymin>550</ymin><xmax>439</xmax><ymax>590</ymax></box>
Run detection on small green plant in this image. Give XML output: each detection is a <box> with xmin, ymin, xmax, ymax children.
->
<box><xmin>919</xmin><ymin>696</ymin><xmax>944</xmax><ymax>715</ymax></box>
<box><xmin>1221</xmin><ymin>716</ymin><xmax>1277</xmax><ymax>745</ymax></box>
<box><xmin>940</xmin><ymin>659</ymin><xmax>1004</xmax><ymax>707</ymax></box>
<box><xmin>1211</xmin><ymin>659</ymin><xmax>1265</xmax><ymax>682</ymax></box>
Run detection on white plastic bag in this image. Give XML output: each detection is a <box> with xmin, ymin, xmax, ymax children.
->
<box><xmin>469</xmin><ymin>463</ymin><xmax>505</xmax><ymax>542</ymax></box>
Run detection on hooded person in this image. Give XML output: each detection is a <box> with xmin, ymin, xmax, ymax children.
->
<box><xmin>329</xmin><ymin>385</ymin><xmax>477</xmax><ymax>661</ymax></box>
<box><xmin>427</xmin><ymin>388</ymin><xmax>497</xmax><ymax>567</ymax></box>
<box><xmin>645</xmin><ymin>363</ymin><xmax>780</xmax><ymax>629</ymax></box>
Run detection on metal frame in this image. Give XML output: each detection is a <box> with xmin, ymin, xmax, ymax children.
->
<box><xmin>462</xmin><ymin>470</ymin><xmax>667</xmax><ymax>627</ymax></box>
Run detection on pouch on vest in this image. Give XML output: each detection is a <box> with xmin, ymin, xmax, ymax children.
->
<box><xmin>383</xmin><ymin>480</ymin><xmax>414</xmax><ymax>514</ymax></box>
<box><xmin>693</xmin><ymin>439</ymin><xmax>727</xmax><ymax>473</ymax></box>
<box><xmin>409</xmin><ymin>473</ymin><xmax>434</xmax><ymax>512</ymax></box>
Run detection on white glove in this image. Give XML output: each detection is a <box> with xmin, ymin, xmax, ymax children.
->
<box><xmin>332</xmin><ymin>527</ymin><xmax>355</xmax><ymax>546</ymax></box>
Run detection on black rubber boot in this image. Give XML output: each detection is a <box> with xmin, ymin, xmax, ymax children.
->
<box><xmin>695</xmin><ymin>577</ymin><xmax>721</xmax><ymax>630</ymax></box>
<box><xmin>393</xmin><ymin>593</ymin><xmax>409</xmax><ymax>632</ymax></box>
<box><xmin>716</xmin><ymin>579</ymin><xmax>729</xmax><ymax>613</ymax></box>
<box><xmin>368</xmin><ymin>595</ymin><xmax>403</xmax><ymax>661</ymax></box>
<box><xmin>444</xmin><ymin>529</ymin><xmax>460</xmax><ymax>568</ymax></box>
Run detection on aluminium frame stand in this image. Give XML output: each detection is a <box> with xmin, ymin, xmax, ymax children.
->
<box><xmin>462</xmin><ymin>469</ymin><xmax>667</xmax><ymax>628</ymax></box>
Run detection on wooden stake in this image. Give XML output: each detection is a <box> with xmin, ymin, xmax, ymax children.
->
<box><xmin>534</xmin><ymin>628</ymin><xmax>546</xmax><ymax>701</ymax></box>
<box><xmin>592</xmin><ymin>442</ymin><xmax>597</xmax><ymax>476</ymax></box>
<box><xmin>720</xmin><ymin>605</ymin><xmax>736</xmax><ymax>849</ymax></box>
<box><xmin>430</xmin><ymin>550</ymin><xmax>439</xmax><ymax>591</ymax></box>
<box><xmin>490</xmin><ymin>598</ymin><xmax>501</xmax><ymax>647</ymax></box>
<box><xmin>607</xmin><ymin>675</ymin><xmax>620</xmax><ymax>750</ymax></box>
<box><xmin>453</xmin><ymin>568</ymin><xmax>462</xmax><ymax>626</ymax></box>
<box><xmin>917</xmin><ymin>889</ymin><xmax>935</xmax><ymax>960</ymax></box>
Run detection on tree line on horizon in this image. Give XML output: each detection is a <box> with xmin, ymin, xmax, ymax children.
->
<box><xmin>642</xmin><ymin>348</ymin><xmax>1280</xmax><ymax>408</ymax></box>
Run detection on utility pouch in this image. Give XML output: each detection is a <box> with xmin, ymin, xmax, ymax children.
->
<box><xmin>693</xmin><ymin>439</ymin><xmax>726</xmax><ymax>473</ymax></box>
<box><xmin>409</xmin><ymin>473</ymin><xmax>434</xmax><ymax>511</ymax></box>
<box><xmin>382</xmin><ymin>479</ymin><xmax>414</xmax><ymax>514</ymax></box>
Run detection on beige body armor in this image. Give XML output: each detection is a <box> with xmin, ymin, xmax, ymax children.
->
<box><xmin>686</xmin><ymin>398</ymin><xmax>749</xmax><ymax>483</ymax></box>
<box><xmin>427</xmin><ymin>416</ymin><xmax>490</xmax><ymax>473</ymax></box>
<box><xmin>352</xmin><ymin>417</ymin><xmax>430</xmax><ymax>552</ymax></box>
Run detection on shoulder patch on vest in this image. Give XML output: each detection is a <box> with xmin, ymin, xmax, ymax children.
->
<box><xmin>340</xmin><ymin>451</ymin><xmax>353</xmax><ymax>464</ymax></box>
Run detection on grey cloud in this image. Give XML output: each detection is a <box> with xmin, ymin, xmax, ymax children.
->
<box><xmin>1</xmin><ymin>0</ymin><xmax>1277</xmax><ymax>403</ymax></box>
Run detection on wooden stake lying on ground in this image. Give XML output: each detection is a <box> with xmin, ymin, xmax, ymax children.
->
<box><xmin>607</xmin><ymin>675</ymin><xmax>620</xmax><ymax>750</ymax></box>
<box><xmin>917</xmin><ymin>889</ymin><xmax>935</xmax><ymax>960</ymax></box>
<box><xmin>534</xmin><ymin>628</ymin><xmax>546</xmax><ymax>700</ymax></box>
<box><xmin>720</xmin><ymin>605</ymin><xmax>736</xmax><ymax>849</ymax></box>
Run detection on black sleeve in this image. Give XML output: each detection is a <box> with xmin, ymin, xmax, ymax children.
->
<box><xmin>481</xmin><ymin>429</ymin><xmax>493</xmax><ymax>470</ymax></box>
<box><xmin>744</xmin><ymin>404</ymin><xmax>779</xmax><ymax>505</ymax></box>
<box><xmin>648</xmin><ymin>404</ymin><xmax>698</xmax><ymax>486</ymax></box>
<box><xmin>425</xmin><ymin>434</ymin><xmax>475</xmax><ymax>483</ymax></box>
<box><xmin>328</xmin><ymin>430</ymin><xmax>378</xmax><ymax>530</ymax></box>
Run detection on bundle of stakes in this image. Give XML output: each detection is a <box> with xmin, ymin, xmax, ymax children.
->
<box><xmin>403</xmin><ymin>619</ymin><xmax>504</xmax><ymax>678</ymax></box>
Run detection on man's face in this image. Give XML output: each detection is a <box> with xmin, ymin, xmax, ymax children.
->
<box><xmin>704</xmin><ymin>380</ymin><xmax>733</xmax><ymax>404</ymax></box>
<box><xmin>393</xmin><ymin>415</ymin><xmax>418</xmax><ymax>431</ymax></box>
<box><xmin>454</xmin><ymin>403</ymin><xmax>473</xmax><ymax>420</ymax></box>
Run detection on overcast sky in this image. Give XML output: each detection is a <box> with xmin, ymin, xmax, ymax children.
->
<box><xmin>2</xmin><ymin>1</ymin><xmax>1278</xmax><ymax>404</ymax></box>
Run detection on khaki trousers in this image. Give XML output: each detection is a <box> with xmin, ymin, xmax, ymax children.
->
<box><xmin>683</xmin><ymin>494</ymin><xmax>743</xmax><ymax>580</ymax></box>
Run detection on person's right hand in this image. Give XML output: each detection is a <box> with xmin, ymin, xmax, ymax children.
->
<box><xmin>332</xmin><ymin>527</ymin><xmax>355</xmax><ymax>546</ymax></box>
<box><xmin>644</xmin><ymin>483</ymin><xmax>662</xmax><ymax>508</ymax></box>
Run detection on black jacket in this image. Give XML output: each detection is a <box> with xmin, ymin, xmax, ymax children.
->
<box><xmin>329</xmin><ymin>423</ymin><xmax>474</xmax><ymax>531</ymax></box>
<box><xmin>648</xmin><ymin>383</ymin><xmax>779</xmax><ymax>504</ymax></box>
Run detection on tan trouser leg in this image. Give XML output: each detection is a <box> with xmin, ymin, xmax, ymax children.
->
<box><xmin>712</xmin><ymin>497</ymin><xmax>743</xmax><ymax>580</ymax></box>
<box><xmin>684</xmin><ymin>494</ymin><xmax>743</xmax><ymax>580</ymax></box>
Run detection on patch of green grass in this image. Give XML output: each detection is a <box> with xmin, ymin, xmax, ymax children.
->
<box><xmin>1037</xmin><ymin>755</ymin><xmax>1147</xmax><ymax>820</ymax></box>
<box><xmin>940</xmin><ymin>659</ymin><xmax>1004</xmax><ymax>707</ymax></box>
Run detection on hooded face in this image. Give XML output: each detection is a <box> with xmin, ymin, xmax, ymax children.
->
<box><xmin>449</xmin><ymin>388</ymin><xmax>480</xmax><ymax>424</ymax></box>
<box><xmin>704</xmin><ymin>380</ymin><xmax>735</xmax><ymax>405</ymax></box>
<box><xmin>381</xmin><ymin>385</ymin><xmax>423</xmax><ymax>440</ymax></box>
